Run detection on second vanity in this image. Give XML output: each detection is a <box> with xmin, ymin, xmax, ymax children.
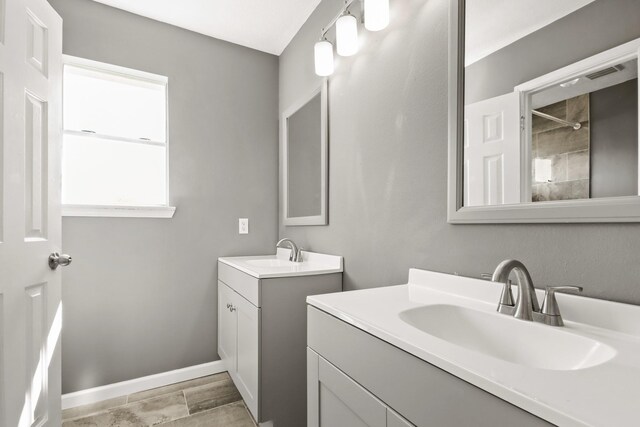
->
<box><xmin>218</xmin><ymin>248</ymin><xmax>342</xmax><ymax>426</ymax></box>
<box><xmin>307</xmin><ymin>268</ymin><xmax>640</xmax><ymax>427</ymax></box>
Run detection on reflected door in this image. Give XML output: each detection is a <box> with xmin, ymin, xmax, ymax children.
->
<box><xmin>464</xmin><ymin>92</ymin><xmax>521</xmax><ymax>206</ymax></box>
<box><xmin>0</xmin><ymin>0</ymin><xmax>63</xmax><ymax>425</ymax></box>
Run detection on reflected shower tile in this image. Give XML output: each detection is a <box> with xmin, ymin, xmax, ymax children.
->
<box><xmin>567</xmin><ymin>150</ymin><xmax>590</xmax><ymax>180</ymax></box>
<box><xmin>571</xmin><ymin>179</ymin><xmax>590</xmax><ymax>199</ymax></box>
<box><xmin>550</xmin><ymin>153</ymin><xmax>568</xmax><ymax>182</ymax></box>
<box><xmin>567</xmin><ymin>94</ymin><xmax>589</xmax><ymax>123</ymax></box>
<box><xmin>533</xmin><ymin>100</ymin><xmax>567</xmax><ymax>133</ymax></box>
<box><xmin>536</xmin><ymin>125</ymin><xmax>589</xmax><ymax>158</ymax></box>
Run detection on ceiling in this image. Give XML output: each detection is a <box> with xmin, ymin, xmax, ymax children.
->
<box><xmin>89</xmin><ymin>0</ymin><xmax>321</xmax><ymax>55</ymax></box>
<box><xmin>465</xmin><ymin>0</ymin><xmax>595</xmax><ymax>66</ymax></box>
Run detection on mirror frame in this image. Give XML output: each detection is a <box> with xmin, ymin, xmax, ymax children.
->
<box><xmin>281</xmin><ymin>80</ymin><xmax>328</xmax><ymax>226</ymax></box>
<box><xmin>448</xmin><ymin>0</ymin><xmax>640</xmax><ymax>223</ymax></box>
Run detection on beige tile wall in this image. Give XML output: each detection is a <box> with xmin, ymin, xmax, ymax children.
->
<box><xmin>532</xmin><ymin>94</ymin><xmax>590</xmax><ymax>202</ymax></box>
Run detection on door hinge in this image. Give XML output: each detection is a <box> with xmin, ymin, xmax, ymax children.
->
<box><xmin>520</xmin><ymin>116</ymin><xmax>525</xmax><ymax>131</ymax></box>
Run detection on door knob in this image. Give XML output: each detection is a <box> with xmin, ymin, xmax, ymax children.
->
<box><xmin>49</xmin><ymin>252</ymin><xmax>72</xmax><ymax>270</ymax></box>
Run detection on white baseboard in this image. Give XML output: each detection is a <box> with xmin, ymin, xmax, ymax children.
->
<box><xmin>62</xmin><ymin>360</ymin><xmax>226</xmax><ymax>410</ymax></box>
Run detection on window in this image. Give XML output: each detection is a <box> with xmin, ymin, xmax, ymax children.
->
<box><xmin>61</xmin><ymin>56</ymin><xmax>175</xmax><ymax>217</ymax></box>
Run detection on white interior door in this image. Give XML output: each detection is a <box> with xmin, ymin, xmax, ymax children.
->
<box><xmin>0</xmin><ymin>0</ymin><xmax>63</xmax><ymax>425</ymax></box>
<box><xmin>464</xmin><ymin>92</ymin><xmax>521</xmax><ymax>206</ymax></box>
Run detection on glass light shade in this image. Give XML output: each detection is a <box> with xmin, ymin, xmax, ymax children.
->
<box><xmin>314</xmin><ymin>40</ymin><xmax>334</xmax><ymax>76</ymax></box>
<box><xmin>364</xmin><ymin>0</ymin><xmax>389</xmax><ymax>31</ymax></box>
<box><xmin>336</xmin><ymin>14</ymin><xmax>358</xmax><ymax>57</ymax></box>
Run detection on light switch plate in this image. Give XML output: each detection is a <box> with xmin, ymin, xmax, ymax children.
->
<box><xmin>239</xmin><ymin>218</ymin><xmax>249</xmax><ymax>234</ymax></box>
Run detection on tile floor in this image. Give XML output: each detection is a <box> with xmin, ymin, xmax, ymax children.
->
<box><xmin>62</xmin><ymin>373</ymin><xmax>256</xmax><ymax>426</ymax></box>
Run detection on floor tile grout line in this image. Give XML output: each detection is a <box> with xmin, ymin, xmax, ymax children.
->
<box><xmin>62</xmin><ymin>397</ymin><xmax>130</xmax><ymax>423</ymax></box>
<box><xmin>64</xmin><ymin>373</ymin><xmax>243</xmax><ymax>426</ymax></box>
<box><xmin>182</xmin><ymin>389</ymin><xmax>191</xmax><ymax>417</ymax></box>
<box><xmin>128</xmin><ymin>373</ymin><xmax>228</xmax><ymax>404</ymax></box>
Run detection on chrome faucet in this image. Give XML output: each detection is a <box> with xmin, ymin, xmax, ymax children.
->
<box><xmin>276</xmin><ymin>238</ymin><xmax>303</xmax><ymax>262</ymax></box>
<box><xmin>491</xmin><ymin>259</ymin><xmax>583</xmax><ymax>326</ymax></box>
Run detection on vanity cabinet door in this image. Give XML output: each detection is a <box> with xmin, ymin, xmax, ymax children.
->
<box><xmin>308</xmin><ymin>348</ymin><xmax>387</xmax><ymax>427</ymax></box>
<box><xmin>233</xmin><ymin>292</ymin><xmax>260</xmax><ymax>419</ymax></box>
<box><xmin>387</xmin><ymin>409</ymin><xmax>414</xmax><ymax>427</ymax></box>
<box><xmin>218</xmin><ymin>281</ymin><xmax>237</xmax><ymax>372</ymax></box>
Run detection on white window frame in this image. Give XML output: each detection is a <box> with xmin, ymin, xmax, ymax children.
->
<box><xmin>61</xmin><ymin>55</ymin><xmax>176</xmax><ymax>218</ymax></box>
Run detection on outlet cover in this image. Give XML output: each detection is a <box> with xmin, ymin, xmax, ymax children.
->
<box><xmin>239</xmin><ymin>218</ymin><xmax>249</xmax><ymax>234</ymax></box>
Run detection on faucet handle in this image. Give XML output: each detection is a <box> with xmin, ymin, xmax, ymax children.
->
<box><xmin>541</xmin><ymin>285</ymin><xmax>583</xmax><ymax>318</ymax></box>
<box><xmin>480</xmin><ymin>273</ymin><xmax>493</xmax><ymax>280</ymax></box>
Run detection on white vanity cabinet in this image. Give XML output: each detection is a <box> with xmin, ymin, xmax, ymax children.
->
<box><xmin>217</xmin><ymin>251</ymin><xmax>343</xmax><ymax>427</ymax></box>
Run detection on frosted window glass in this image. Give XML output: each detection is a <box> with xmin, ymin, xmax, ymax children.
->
<box><xmin>62</xmin><ymin>135</ymin><xmax>167</xmax><ymax>206</ymax></box>
<box><xmin>64</xmin><ymin>65</ymin><xmax>166</xmax><ymax>141</ymax></box>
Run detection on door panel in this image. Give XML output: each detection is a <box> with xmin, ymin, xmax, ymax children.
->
<box><xmin>24</xmin><ymin>91</ymin><xmax>48</xmax><ymax>241</ymax></box>
<box><xmin>26</xmin><ymin>9</ymin><xmax>48</xmax><ymax>76</ymax></box>
<box><xmin>217</xmin><ymin>281</ymin><xmax>236</xmax><ymax>372</ymax></box>
<box><xmin>233</xmin><ymin>291</ymin><xmax>259</xmax><ymax>419</ymax></box>
<box><xmin>320</xmin><ymin>383</ymin><xmax>369</xmax><ymax>427</ymax></box>
<box><xmin>317</xmin><ymin>356</ymin><xmax>386</xmax><ymax>427</ymax></box>
<box><xmin>0</xmin><ymin>0</ymin><xmax>62</xmax><ymax>425</ymax></box>
<box><xmin>464</xmin><ymin>92</ymin><xmax>521</xmax><ymax>206</ymax></box>
<box><xmin>387</xmin><ymin>408</ymin><xmax>414</xmax><ymax>427</ymax></box>
<box><xmin>25</xmin><ymin>283</ymin><xmax>47</xmax><ymax>426</ymax></box>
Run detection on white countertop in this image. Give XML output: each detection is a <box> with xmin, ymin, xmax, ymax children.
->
<box><xmin>307</xmin><ymin>269</ymin><xmax>640</xmax><ymax>427</ymax></box>
<box><xmin>219</xmin><ymin>248</ymin><xmax>343</xmax><ymax>279</ymax></box>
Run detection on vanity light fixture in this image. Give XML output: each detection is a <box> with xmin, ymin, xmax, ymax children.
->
<box><xmin>314</xmin><ymin>39</ymin><xmax>335</xmax><ymax>77</ymax></box>
<box><xmin>560</xmin><ymin>78</ymin><xmax>580</xmax><ymax>88</ymax></box>
<box><xmin>313</xmin><ymin>0</ymin><xmax>391</xmax><ymax>76</ymax></box>
<box><xmin>336</xmin><ymin>12</ymin><xmax>359</xmax><ymax>56</ymax></box>
<box><xmin>364</xmin><ymin>0</ymin><xmax>389</xmax><ymax>31</ymax></box>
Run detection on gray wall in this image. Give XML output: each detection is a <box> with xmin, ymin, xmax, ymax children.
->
<box><xmin>279</xmin><ymin>0</ymin><xmax>640</xmax><ymax>305</ymax></box>
<box><xmin>49</xmin><ymin>0</ymin><xmax>279</xmax><ymax>393</ymax></box>
<box><xmin>465</xmin><ymin>0</ymin><xmax>640</xmax><ymax>105</ymax></box>
<box><xmin>591</xmin><ymin>78</ymin><xmax>639</xmax><ymax>198</ymax></box>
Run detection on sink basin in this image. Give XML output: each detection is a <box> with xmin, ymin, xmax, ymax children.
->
<box><xmin>219</xmin><ymin>250</ymin><xmax>342</xmax><ymax>279</ymax></box>
<box><xmin>245</xmin><ymin>259</ymin><xmax>295</xmax><ymax>268</ymax></box>
<box><xmin>399</xmin><ymin>304</ymin><xmax>616</xmax><ymax>371</ymax></box>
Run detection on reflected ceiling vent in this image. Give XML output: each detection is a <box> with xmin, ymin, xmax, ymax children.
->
<box><xmin>586</xmin><ymin>64</ymin><xmax>625</xmax><ymax>80</ymax></box>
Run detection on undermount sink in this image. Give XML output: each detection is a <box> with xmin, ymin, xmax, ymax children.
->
<box><xmin>245</xmin><ymin>259</ymin><xmax>295</xmax><ymax>268</ymax></box>
<box><xmin>399</xmin><ymin>304</ymin><xmax>616</xmax><ymax>371</ymax></box>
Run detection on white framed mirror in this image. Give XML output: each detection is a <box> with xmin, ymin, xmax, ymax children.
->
<box><xmin>449</xmin><ymin>0</ymin><xmax>640</xmax><ymax>223</ymax></box>
<box><xmin>282</xmin><ymin>80</ymin><xmax>328</xmax><ymax>226</ymax></box>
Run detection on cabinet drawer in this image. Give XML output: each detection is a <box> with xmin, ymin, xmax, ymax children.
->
<box><xmin>218</xmin><ymin>261</ymin><xmax>260</xmax><ymax>306</ymax></box>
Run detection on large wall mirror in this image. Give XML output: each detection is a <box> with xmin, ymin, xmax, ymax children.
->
<box><xmin>282</xmin><ymin>80</ymin><xmax>328</xmax><ymax>225</ymax></box>
<box><xmin>449</xmin><ymin>0</ymin><xmax>640</xmax><ymax>223</ymax></box>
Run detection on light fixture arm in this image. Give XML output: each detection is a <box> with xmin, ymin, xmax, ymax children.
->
<box><xmin>320</xmin><ymin>0</ymin><xmax>362</xmax><ymax>39</ymax></box>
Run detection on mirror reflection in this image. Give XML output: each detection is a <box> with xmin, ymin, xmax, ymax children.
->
<box><xmin>282</xmin><ymin>81</ymin><xmax>328</xmax><ymax>226</ymax></box>
<box><xmin>287</xmin><ymin>93</ymin><xmax>322</xmax><ymax>218</ymax></box>
<box><xmin>464</xmin><ymin>0</ymin><xmax>639</xmax><ymax>207</ymax></box>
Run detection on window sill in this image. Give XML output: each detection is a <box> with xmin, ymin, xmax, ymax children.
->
<box><xmin>62</xmin><ymin>205</ymin><xmax>176</xmax><ymax>218</ymax></box>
